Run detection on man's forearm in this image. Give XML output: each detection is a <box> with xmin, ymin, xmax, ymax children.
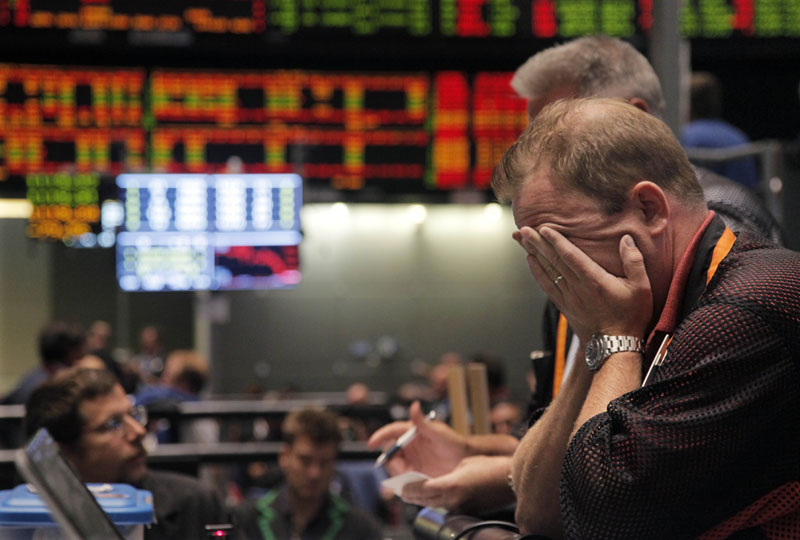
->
<box><xmin>455</xmin><ymin>455</ymin><xmax>518</xmax><ymax>514</ymax></box>
<box><xmin>465</xmin><ymin>433</ymin><xmax>520</xmax><ymax>457</ymax></box>
<box><xmin>512</xmin><ymin>362</ymin><xmax>592</xmax><ymax>538</ymax></box>
<box><xmin>573</xmin><ymin>352</ymin><xmax>641</xmax><ymax>436</ymax></box>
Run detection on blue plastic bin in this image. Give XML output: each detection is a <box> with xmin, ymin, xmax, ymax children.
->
<box><xmin>0</xmin><ymin>483</ymin><xmax>153</xmax><ymax>540</ymax></box>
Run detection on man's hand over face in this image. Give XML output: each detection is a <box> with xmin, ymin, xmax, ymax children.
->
<box><xmin>514</xmin><ymin>226</ymin><xmax>653</xmax><ymax>343</ymax></box>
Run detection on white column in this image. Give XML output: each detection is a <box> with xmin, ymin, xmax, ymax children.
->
<box><xmin>649</xmin><ymin>1</ymin><xmax>690</xmax><ymax>135</ymax></box>
<box><xmin>0</xmin><ymin>220</ymin><xmax>52</xmax><ymax>393</ymax></box>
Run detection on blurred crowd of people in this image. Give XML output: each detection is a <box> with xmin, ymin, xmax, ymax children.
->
<box><xmin>0</xmin><ymin>316</ymin><xmax>531</xmax><ymax>538</ymax></box>
<box><xmin>2</xmin><ymin>29</ymin><xmax>794</xmax><ymax>539</ymax></box>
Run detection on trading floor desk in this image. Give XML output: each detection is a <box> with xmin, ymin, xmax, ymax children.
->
<box><xmin>0</xmin><ymin>441</ymin><xmax>379</xmax><ymax>487</ymax></box>
<box><xmin>0</xmin><ymin>397</ymin><xmax>392</xmax><ymax>428</ymax></box>
<box><xmin>0</xmin><ymin>396</ymin><xmax>387</xmax><ymax>486</ymax></box>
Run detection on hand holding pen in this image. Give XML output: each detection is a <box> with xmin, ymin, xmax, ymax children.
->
<box><xmin>368</xmin><ymin>400</ymin><xmax>471</xmax><ymax>477</ymax></box>
<box><xmin>374</xmin><ymin>410</ymin><xmax>436</xmax><ymax>468</ymax></box>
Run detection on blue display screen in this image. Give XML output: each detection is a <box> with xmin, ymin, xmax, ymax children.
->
<box><xmin>116</xmin><ymin>173</ymin><xmax>302</xmax><ymax>291</ymax></box>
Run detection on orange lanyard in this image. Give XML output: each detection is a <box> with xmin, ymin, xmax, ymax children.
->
<box><xmin>641</xmin><ymin>226</ymin><xmax>736</xmax><ymax>387</ymax></box>
<box><xmin>706</xmin><ymin>227</ymin><xmax>737</xmax><ymax>287</ymax></box>
<box><xmin>552</xmin><ymin>314</ymin><xmax>569</xmax><ymax>398</ymax></box>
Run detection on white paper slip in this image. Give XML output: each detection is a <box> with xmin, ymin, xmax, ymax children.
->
<box><xmin>381</xmin><ymin>471</ymin><xmax>431</xmax><ymax>496</ymax></box>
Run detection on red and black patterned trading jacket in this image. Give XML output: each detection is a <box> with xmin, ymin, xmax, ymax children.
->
<box><xmin>560</xmin><ymin>213</ymin><xmax>800</xmax><ymax>540</ymax></box>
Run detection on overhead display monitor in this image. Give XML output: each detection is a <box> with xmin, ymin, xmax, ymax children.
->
<box><xmin>681</xmin><ymin>0</ymin><xmax>800</xmax><ymax>38</ymax></box>
<box><xmin>0</xmin><ymin>64</ymin><xmax>528</xmax><ymax>200</ymax></box>
<box><xmin>116</xmin><ymin>173</ymin><xmax>302</xmax><ymax>291</ymax></box>
<box><xmin>26</xmin><ymin>171</ymin><xmax>123</xmax><ymax>247</ymax></box>
<box><xmin>0</xmin><ymin>1</ymin><xmax>653</xmax><ymax>41</ymax></box>
<box><xmin>5</xmin><ymin>1</ymin><xmax>798</xmax><ymax>43</ymax></box>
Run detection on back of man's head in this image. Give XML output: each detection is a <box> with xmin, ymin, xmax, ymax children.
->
<box><xmin>24</xmin><ymin>367</ymin><xmax>118</xmax><ymax>445</ymax></box>
<box><xmin>492</xmin><ymin>97</ymin><xmax>704</xmax><ymax>212</ymax></box>
<box><xmin>511</xmin><ymin>35</ymin><xmax>666</xmax><ymax>119</ymax></box>
<box><xmin>38</xmin><ymin>320</ymin><xmax>86</xmax><ymax>367</ymax></box>
<box><xmin>282</xmin><ymin>408</ymin><xmax>342</xmax><ymax>449</ymax></box>
<box><xmin>162</xmin><ymin>350</ymin><xmax>208</xmax><ymax>395</ymax></box>
<box><xmin>689</xmin><ymin>71</ymin><xmax>723</xmax><ymax>120</ymax></box>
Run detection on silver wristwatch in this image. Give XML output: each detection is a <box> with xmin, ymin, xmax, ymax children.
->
<box><xmin>585</xmin><ymin>334</ymin><xmax>644</xmax><ymax>371</ymax></box>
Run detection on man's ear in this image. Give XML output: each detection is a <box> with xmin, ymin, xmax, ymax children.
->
<box><xmin>630</xmin><ymin>181</ymin><xmax>669</xmax><ymax>234</ymax></box>
<box><xmin>278</xmin><ymin>443</ymin><xmax>289</xmax><ymax>469</ymax></box>
<box><xmin>59</xmin><ymin>442</ymin><xmax>84</xmax><ymax>476</ymax></box>
<box><xmin>58</xmin><ymin>441</ymin><xmax>75</xmax><ymax>459</ymax></box>
<box><xmin>628</xmin><ymin>97</ymin><xmax>650</xmax><ymax>114</ymax></box>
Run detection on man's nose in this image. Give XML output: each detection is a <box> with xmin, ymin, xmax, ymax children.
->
<box><xmin>307</xmin><ymin>462</ymin><xmax>325</xmax><ymax>478</ymax></box>
<box><xmin>123</xmin><ymin>414</ymin><xmax>147</xmax><ymax>439</ymax></box>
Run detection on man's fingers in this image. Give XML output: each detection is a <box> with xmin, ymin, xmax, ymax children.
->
<box><xmin>538</xmin><ymin>226</ymin><xmax>601</xmax><ymax>281</ymax></box>
<box><xmin>401</xmin><ymin>478</ymin><xmax>451</xmax><ymax>508</ymax></box>
<box><xmin>526</xmin><ymin>254</ymin><xmax>561</xmax><ymax>298</ymax></box>
<box><xmin>369</xmin><ymin>400</ymin><xmax>426</xmax><ymax>451</ymax></box>
<box><xmin>520</xmin><ymin>227</ymin><xmax>556</xmax><ymax>264</ymax></box>
<box><xmin>401</xmin><ymin>479</ymin><xmax>428</xmax><ymax>499</ymax></box>
<box><xmin>367</xmin><ymin>421</ymin><xmax>412</xmax><ymax>449</ymax></box>
<box><xmin>409</xmin><ymin>400</ymin><xmax>427</xmax><ymax>427</ymax></box>
<box><xmin>620</xmin><ymin>235</ymin><xmax>648</xmax><ymax>286</ymax></box>
<box><xmin>519</xmin><ymin>227</ymin><xmax>564</xmax><ymax>281</ymax></box>
<box><xmin>385</xmin><ymin>455</ymin><xmax>411</xmax><ymax>476</ymax></box>
<box><xmin>400</xmin><ymin>479</ymin><xmax>433</xmax><ymax>506</ymax></box>
<box><xmin>522</xmin><ymin>226</ymin><xmax>581</xmax><ymax>282</ymax></box>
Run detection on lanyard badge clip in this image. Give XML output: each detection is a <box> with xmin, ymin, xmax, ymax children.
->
<box><xmin>641</xmin><ymin>333</ymin><xmax>672</xmax><ymax>387</ymax></box>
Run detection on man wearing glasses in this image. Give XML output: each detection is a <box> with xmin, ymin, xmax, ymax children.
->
<box><xmin>24</xmin><ymin>367</ymin><xmax>228</xmax><ymax>540</ymax></box>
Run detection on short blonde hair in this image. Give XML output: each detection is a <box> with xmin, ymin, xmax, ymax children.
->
<box><xmin>492</xmin><ymin>98</ymin><xmax>704</xmax><ymax>214</ymax></box>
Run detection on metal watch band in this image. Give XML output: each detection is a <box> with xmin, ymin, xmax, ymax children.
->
<box><xmin>603</xmin><ymin>335</ymin><xmax>645</xmax><ymax>355</ymax></box>
<box><xmin>586</xmin><ymin>334</ymin><xmax>645</xmax><ymax>371</ymax></box>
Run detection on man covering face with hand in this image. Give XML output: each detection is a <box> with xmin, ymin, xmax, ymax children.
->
<box><xmin>494</xmin><ymin>97</ymin><xmax>800</xmax><ymax>540</ymax></box>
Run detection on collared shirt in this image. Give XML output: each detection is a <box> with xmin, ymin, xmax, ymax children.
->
<box><xmin>645</xmin><ymin>211</ymin><xmax>733</xmax><ymax>346</ymax></box>
<box><xmin>534</xmin><ymin>211</ymin><xmax>728</xmax><ymax>411</ymax></box>
<box><xmin>138</xmin><ymin>470</ymin><xmax>228</xmax><ymax>540</ymax></box>
<box><xmin>641</xmin><ymin>211</ymin><xmax>735</xmax><ymax>385</ymax></box>
<box><xmin>234</xmin><ymin>484</ymin><xmax>382</xmax><ymax>540</ymax></box>
<box><xmin>560</xmin><ymin>214</ymin><xmax>800</xmax><ymax>539</ymax></box>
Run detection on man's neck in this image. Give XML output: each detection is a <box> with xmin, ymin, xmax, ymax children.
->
<box><xmin>645</xmin><ymin>207</ymin><xmax>713</xmax><ymax>343</ymax></box>
<box><xmin>288</xmin><ymin>491</ymin><xmax>325</xmax><ymax>534</ymax></box>
<box><xmin>652</xmin><ymin>206</ymin><xmax>709</xmax><ymax>325</ymax></box>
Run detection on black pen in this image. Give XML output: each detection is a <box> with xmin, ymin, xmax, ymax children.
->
<box><xmin>374</xmin><ymin>410</ymin><xmax>436</xmax><ymax>468</ymax></box>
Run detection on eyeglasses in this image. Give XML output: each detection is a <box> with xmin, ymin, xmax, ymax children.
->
<box><xmin>87</xmin><ymin>405</ymin><xmax>148</xmax><ymax>435</ymax></box>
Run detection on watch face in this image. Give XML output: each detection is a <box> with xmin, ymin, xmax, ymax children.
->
<box><xmin>585</xmin><ymin>336</ymin><xmax>603</xmax><ymax>370</ymax></box>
